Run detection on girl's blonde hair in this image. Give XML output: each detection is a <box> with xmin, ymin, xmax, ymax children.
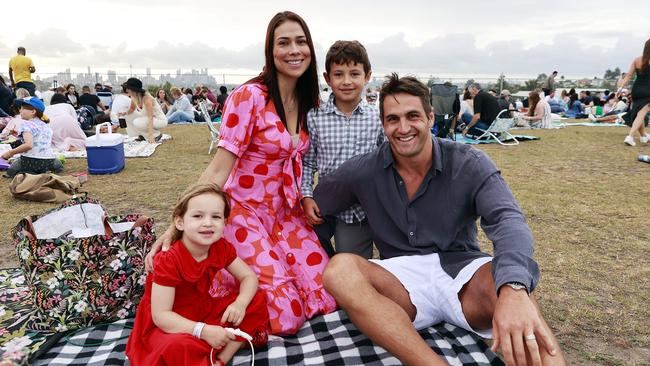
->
<box><xmin>170</xmin><ymin>184</ymin><xmax>231</xmax><ymax>243</ymax></box>
<box><xmin>20</xmin><ymin>104</ymin><xmax>49</xmax><ymax>123</ymax></box>
<box><xmin>170</xmin><ymin>87</ymin><xmax>182</xmax><ymax>97</ymax></box>
<box><xmin>14</xmin><ymin>88</ymin><xmax>30</xmax><ymax>99</ymax></box>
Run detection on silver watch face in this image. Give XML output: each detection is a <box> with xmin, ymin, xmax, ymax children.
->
<box><xmin>507</xmin><ymin>283</ymin><xmax>526</xmax><ymax>290</ymax></box>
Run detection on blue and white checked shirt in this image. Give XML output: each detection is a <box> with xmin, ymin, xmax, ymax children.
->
<box><xmin>301</xmin><ymin>95</ymin><xmax>384</xmax><ymax>224</ymax></box>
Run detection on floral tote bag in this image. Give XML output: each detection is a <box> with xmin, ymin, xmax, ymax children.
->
<box><xmin>11</xmin><ymin>196</ymin><xmax>155</xmax><ymax>332</ymax></box>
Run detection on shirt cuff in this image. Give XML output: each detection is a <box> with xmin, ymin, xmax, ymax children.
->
<box><xmin>216</xmin><ymin>139</ymin><xmax>242</xmax><ymax>158</ymax></box>
<box><xmin>494</xmin><ymin>266</ymin><xmax>535</xmax><ymax>295</ymax></box>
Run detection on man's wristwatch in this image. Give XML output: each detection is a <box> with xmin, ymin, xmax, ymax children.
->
<box><xmin>504</xmin><ymin>281</ymin><xmax>528</xmax><ymax>294</ymax></box>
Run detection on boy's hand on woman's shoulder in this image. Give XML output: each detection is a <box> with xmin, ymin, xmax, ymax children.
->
<box><xmin>301</xmin><ymin>197</ymin><xmax>324</xmax><ymax>225</ymax></box>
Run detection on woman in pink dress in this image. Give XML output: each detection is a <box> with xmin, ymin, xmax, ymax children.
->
<box><xmin>146</xmin><ymin>11</ymin><xmax>336</xmax><ymax>335</ymax></box>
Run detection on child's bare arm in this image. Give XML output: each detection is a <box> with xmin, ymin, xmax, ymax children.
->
<box><xmin>1</xmin><ymin>132</ymin><xmax>33</xmax><ymax>159</ymax></box>
<box><xmin>221</xmin><ymin>258</ymin><xmax>258</xmax><ymax>326</ymax></box>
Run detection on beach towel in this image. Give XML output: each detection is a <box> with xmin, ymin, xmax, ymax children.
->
<box><xmin>455</xmin><ymin>133</ymin><xmax>540</xmax><ymax>145</ymax></box>
<box><xmin>58</xmin><ymin>134</ymin><xmax>172</xmax><ymax>158</ymax></box>
<box><xmin>564</xmin><ymin>122</ymin><xmax>626</xmax><ymax>127</ymax></box>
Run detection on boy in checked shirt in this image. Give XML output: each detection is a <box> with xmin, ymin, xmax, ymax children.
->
<box><xmin>301</xmin><ymin>40</ymin><xmax>384</xmax><ymax>258</ymax></box>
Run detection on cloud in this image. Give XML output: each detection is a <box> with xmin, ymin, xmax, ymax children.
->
<box><xmin>18</xmin><ymin>29</ymin><xmax>83</xmax><ymax>57</ymax></box>
<box><xmin>364</xmin><ymin>33</ymin><xmax>646</xmax><ymax>79</ymax></box>
<box><xmin>21</xmin><ymin>27</ymin><xmax>647</xmax><ymax>82</ymax></box>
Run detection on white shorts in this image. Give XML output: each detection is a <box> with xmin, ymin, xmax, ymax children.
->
<box><xmin>371</xmin><ymin>253</ymin><xmax>493</xmax><ymax>338</ymax></box>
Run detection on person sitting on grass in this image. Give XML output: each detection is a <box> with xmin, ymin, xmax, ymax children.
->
<box><xmin>126</xmin><ymin>184</ymin><xmax>269</xmax><ymax>366</ymax></box>
<box><xmin>564</xmin><ymin>91</ymin><xmax>587</xmax><ymax>119</ymax></box>
<box><xmin>463</xmin><ymin>82</ymin><xmax>500</xmax><ymax>137</ymax></box>
<box><xmin>118</xmin><ymin>78</ymin><xmax>168</xmax><ymax>143</ymax></box>
<box><xmin>156</xmin><ymin>89</ymin><xmax>173</xmax><ymax>114</ymax></box>
<box><xmin>521</xmin><ymin>91</ymin><xmax>553</xmax><ymax>128</ymax></box>
<box><xmin>588</xmin><ymin>94</ymin><xmax>628</xmax><ymax>123</ymax></box>
<box><xmin>0</xmin><ymin>88</ymin><xmax>33</xmax><ymax>140</ymax></box>
<box><xmin>46</xmin><ymin>93</ymin><xmax>86</xmax><ymax>151</ymax></box>
<box><xmin>2</xmin><ymin>97</ymin><xmax>63</xmax><ymax>178</ymax></box>
<box><xmin>166</xmin><ymin>87</ymin><xmax>195</xmax><ymax>123</ymax></box>
<box><xmin>316</xmin><ymin>74</ymin><xmax>566</xmax><ymax>366</ymax></box>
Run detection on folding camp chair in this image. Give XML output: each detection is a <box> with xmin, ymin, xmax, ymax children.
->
<box><xmin>199</xmin><ymin>101</ymin><xmax>220</xmax><ymax>154</ymax></box>
<box><xmin>430</xmin><ymin>84</ymin><xmax>460</xmax><ymax>139</ymax></box>
<box><xmin>474</xmin><ymin>109</ymin><xmax>518</xmax><ymax>145</ymax></box>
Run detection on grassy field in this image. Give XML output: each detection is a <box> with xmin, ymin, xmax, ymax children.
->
<box><xmin>1</xmin><ymin>123</ymin><xmax>649</xmax><ymax>365</ymax></box>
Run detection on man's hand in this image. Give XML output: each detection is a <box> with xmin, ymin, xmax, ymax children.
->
<box><xmin>462</xmin><ymin>128</ymin><xmax>469</xmax><ymax>137</ymax></box>
<box><xmin>302</xmin><ymin>197</ymin><xmax>324</xmax><ymax>226</ymax></box>
<box><xmin>491</xmin><ymin>287</ymin><xmax>558</xmax><ymax>366</ymax></box>
<box><xmin>144</xmin><ymin>225</ymin><xmax>174</xmax><ymax>272</ymax></box>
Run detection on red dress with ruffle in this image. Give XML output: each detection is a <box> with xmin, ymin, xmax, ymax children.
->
<box><xmin>126</xmin><ymin>239</ymin><xmax>269</xmax><ymax>365</ymax></box>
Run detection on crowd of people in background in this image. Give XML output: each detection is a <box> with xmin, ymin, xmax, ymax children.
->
<box><xmin>0</xmin><ymin>46</ymin><xmax>237</xmax><ymax>156</ymax></box>
<box><xmin>1</xmin><ymin>39</ymin><xmax>648</xmax><ymax>177</ymax></box>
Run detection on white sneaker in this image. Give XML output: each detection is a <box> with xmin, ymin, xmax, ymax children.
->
<box><xmin>624</xmin><ymin>135</ymin><xmax>636</xmax><ymax>146</ymax></box>
<box><xmin>640</xmin><ymin>134</ymin><xmax>650</xmax><ymax>144</ymax></box>
<box><xmin>588</xmin><ymin>113</ymin><xmax>597</xmax><ymax>122</ymax></box>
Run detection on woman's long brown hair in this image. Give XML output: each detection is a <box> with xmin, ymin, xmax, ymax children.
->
<box><xmin>528</xmin><ymin>91</ymin><xmax>540</xmax><ymax>116</ymax></box>
<box><xmin>246</xmin><ymin>11</ymin><xmax>320</xmax><ymax>134</ymax></box>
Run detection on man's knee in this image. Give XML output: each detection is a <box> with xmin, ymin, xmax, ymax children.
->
<box><xmin>323</xmin><ymin>253</ymin><xmax>364</xmax><ymax>294</ymax></box>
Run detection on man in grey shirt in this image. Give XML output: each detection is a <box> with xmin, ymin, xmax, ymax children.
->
<box><xmin>315</xmin><ymin>74</ymin><xmax>565</xmax><ymax>366</ymax></box>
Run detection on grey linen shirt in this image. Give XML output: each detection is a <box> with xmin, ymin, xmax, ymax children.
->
<box><xmin>301</xmin><ymin>95</ymin><xmax>384</xmax><ymax>223</ymax></box>
<box><xmin>314</xmin><ymin>137</ymin><xmax>540</xmax><ymax>293</ymax></box>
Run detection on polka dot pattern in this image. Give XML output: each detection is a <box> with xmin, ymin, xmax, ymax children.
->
<box><xmin>215</xmin><ymin>83</ymin><xmax>337</xmax><ymax>335</ymax></box>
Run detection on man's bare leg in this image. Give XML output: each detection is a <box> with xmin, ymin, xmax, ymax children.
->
<box><xmin>459</xmin><ymin>263</ymin><xmax>566</xmax><ymax>365</ymax></box>
<box><xmin>323</xmin><ymin>254</ymin><xmax>447</xmax><ymax>366</ymax></box>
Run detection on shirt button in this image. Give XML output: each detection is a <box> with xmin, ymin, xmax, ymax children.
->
<box><xmin>409</xmin><ymin>232</ymin><xmax>414</xmax><ymax>236</ymax></box>
<box><xmin>277</xmin><ymin>232</ymin><xmax>282</xmax><ymax>236</ymax></box>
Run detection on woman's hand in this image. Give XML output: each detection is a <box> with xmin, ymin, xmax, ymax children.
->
<box><xmin>201</xmin><ymin>325</ymin><xmax>236</xmax><ymax>349</ymax></box>
<box><xmin>221</xmin><ymin>300</ymin><xmax>246</xmax><ymax>327</ymax></box>
<box><xmin>145</xmin><ymin>225</ymin><xmax>174</xmax><ymax>272</ymax></box>
<box><xmin>1</xmin><ymin>151</ymin><xmax>12</xmax><ymax>160</ymax></box>
<box><xmin>147</xmin><ymin>133</ymin><xmax>155</xmax><ymax>144</ymax></box>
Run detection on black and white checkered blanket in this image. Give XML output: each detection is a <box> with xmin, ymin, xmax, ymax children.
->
<box><xmin>34</xmin><ymin>311</ymin><xmax>503</xmax><ymax>365</ymax></box>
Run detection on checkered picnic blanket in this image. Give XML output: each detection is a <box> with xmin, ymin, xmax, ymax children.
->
<box><xmin>33</xmin><ymin>311</ymin><xmax>503</xmax><ymax>365</ymax></box>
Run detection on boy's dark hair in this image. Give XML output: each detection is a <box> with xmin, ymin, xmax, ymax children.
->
<box><xmin>378</xmin><ymin>73</ymin><xmax>432</xmax><ymax>121</ymax></box>
<box><xmin>219</xmin><ymin>86</ymin><xmax>227</xmax><ymax>94</ymax></box>
<box><xmin>325</xmin><ymin>40</ymin><xmax>371</xmax><ymax>75</ymax></box>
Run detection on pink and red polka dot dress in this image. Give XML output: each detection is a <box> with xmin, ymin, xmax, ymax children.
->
<box><xmin>216</xmin><ymin>83</ymin><xmax>337</xmax><ymax>335</ymax></box>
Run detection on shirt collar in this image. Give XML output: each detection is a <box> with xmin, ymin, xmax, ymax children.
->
<box><xmin>323</xmin><ymin>93</ymin><xmax>369</xmax><ymax>115</ymax></box>
<box><xmin>382</xmin><ymin>136</ymin><xmax>444</xmax><ymax>175</ymax></box>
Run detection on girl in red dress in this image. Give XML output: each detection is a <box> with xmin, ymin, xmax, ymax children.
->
<box><xmin>126</xmin><ymin>184</ymin><xmax>269</xmax><ymax>365</ymax></box>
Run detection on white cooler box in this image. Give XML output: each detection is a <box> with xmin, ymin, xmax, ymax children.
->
<box><xmin>86</xmin><ymin>123</ymin><xmax>125</xmax><ymax>174</ymax></box>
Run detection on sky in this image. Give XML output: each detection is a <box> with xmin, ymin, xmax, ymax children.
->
<box><xmin>1</xmin><ymin>0</ymin><xmax>648</xmax><ymax>81</ymax></box>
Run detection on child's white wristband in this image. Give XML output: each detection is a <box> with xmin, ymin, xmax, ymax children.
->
<box><xmin>193</xmin><ymin>322</ymin><xmax>206</xmax><ymax>339</ymax></box>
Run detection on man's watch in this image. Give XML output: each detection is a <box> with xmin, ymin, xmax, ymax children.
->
<box><xmin>504</xmin><ymin>282</ymin><xmax>528</xmax><ymax>293</ymax></box>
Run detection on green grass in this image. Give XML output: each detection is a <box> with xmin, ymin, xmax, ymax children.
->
<box><xmin>1</xmin><ymin>123</ymin><xmax>649</xmax><ymax>365</ymax></box>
